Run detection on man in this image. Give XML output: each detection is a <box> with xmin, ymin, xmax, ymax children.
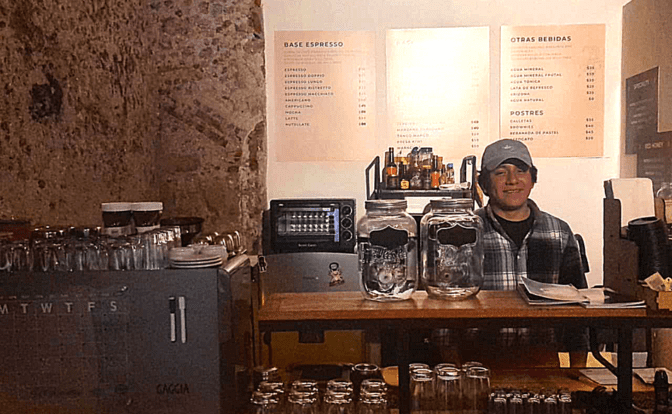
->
<box><xmin>465</xmin><ymin>138</ymin><xmax>588</xmax><ymax>367</ymax></box>
<box><xmin>476</xmin><ymin>138</ymin><xmax>587</xmax><ymax>290</ymax></box>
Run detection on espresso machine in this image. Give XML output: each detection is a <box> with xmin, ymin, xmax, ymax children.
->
<box><xmin>0</xmin><ymin>256</ymin><xmax>254</xmax><ymax>414</ymax></box>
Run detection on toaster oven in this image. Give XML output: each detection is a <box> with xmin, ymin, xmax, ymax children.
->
<box><xmin>265</xmin><ymin>199</ymin><xmax>356</xmax><ymax>254</ymax></box>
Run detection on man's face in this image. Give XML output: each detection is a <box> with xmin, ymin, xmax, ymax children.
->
<box><xmin>487</xmin><ymin>163</ymin><xmax>534</xmax><ymax>212</ymax></box>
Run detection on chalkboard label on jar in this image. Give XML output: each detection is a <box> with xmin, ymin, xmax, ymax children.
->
<box><xmin>436</xmin><ymin>225</ymin><xmax>477</xmax><ymax>247</ymax></box>
<box><xmin>369</xmin><ymin>227</ymin><xmax>409</xmax><ymax>250</ymax></box>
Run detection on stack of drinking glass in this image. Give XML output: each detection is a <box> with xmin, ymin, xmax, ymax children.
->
<box><xmin>0</xmin><ymin>225</ymin><xmax>181</xmax><ymax>272</ymax></box>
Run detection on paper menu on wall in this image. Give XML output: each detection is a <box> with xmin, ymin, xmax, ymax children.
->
<box><xmin>500</xmin><ymin>24</ymin><xmax>605</xmax><ymax>158</ymax></box>
<box><xmin>386</xmin><ymin>27</ymin><xmax>489</xmax><ymax>158</ymax></box>
<box><xmin>274</xmin><ymin>31</ymin><xmax>376</xmax><ymax>162</ymax></box>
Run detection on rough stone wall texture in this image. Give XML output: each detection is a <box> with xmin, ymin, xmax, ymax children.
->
<box><xmin>0</xmin><ymin>0</ymin><xmax>266</xmax><ymax>252</ymax></box>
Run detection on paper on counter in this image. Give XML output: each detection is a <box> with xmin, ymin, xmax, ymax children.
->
<box><xmin>579</xmin><ymin>368</ymin><xmax>618</xmax><ymax>385</ymax></box>
<box><xmin>633</xmin><ymin>367</ymin><xmax>672</xmax><ymax>385</ymax></box>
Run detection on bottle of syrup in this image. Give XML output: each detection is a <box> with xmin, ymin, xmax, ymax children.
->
<box><xmin>430</xmin><ymin>155</ymin><xmax>441</xmax><ymax>189</ymax></box>
<box><xmin>408</xmin><ymin>149</ymin><xmax>423</xmax><ymax>190</ymax></box>
<box><xmin>385</xmin><ymin>147</ymin><xmax>399</xmax><ymax>189</ymax></box>
<box><xmin>399</xmin><ymin>162</ymin><xmax>410</xmax><ymax>190</ymax></box>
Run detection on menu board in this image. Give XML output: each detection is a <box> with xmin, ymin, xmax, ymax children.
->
<box><xmin>274</xmin><ymin>31</ymin><xmax>376</xmax><ymax>162</ymax></box>
<box><xmin>626</xmin><ymin>67</ymin><xmax>659</xmax><ymax>154</ymax></box>
<box><xmin>500</xmin><ymin>24</ymin><xmax>605</xmax><ymax>158</ymax></box>
<box><xmin>386</xmin><ymin>27</ymin><xmax>490</xmax><ymax>159</ymax></box>
<box><xmin>637</xmin><ymin>135</ymin><xmax>672</xmax><ymax>192</ymax></box>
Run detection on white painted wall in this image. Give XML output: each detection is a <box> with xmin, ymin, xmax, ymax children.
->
<box><xmin>263</xmin><ymin>0</ymin><xmax>633</xmax><ymax>287</ymax></box>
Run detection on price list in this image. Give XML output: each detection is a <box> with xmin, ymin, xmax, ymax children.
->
<box><xmin>501</xmin><ymin>25</ymin><xmax>605</xmax><ymax>158</ymax></box>
<box><xmin>274</xmin><ymin>31</ymin><xmax>376</xmax><ymax>162</ymax></box>
<box><xmin>386</xmin><ymin>27</ymin><xmax>490</xmax><ymax>158</ymax></box>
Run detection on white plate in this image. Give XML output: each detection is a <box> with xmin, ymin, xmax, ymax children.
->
<box><xmin>170</xmin><ymin>259</ymin><xmax>223</xmax><ymax>269</ymax></box>
<box><xmin>170</xmin><ymin>253</ymin><xmax>222</xmax><ymax>263</ymax></box>
<box><xmin>170</xmin><ymin>257</ymin><xmax>222</xmax><ymax>265</ymax></box>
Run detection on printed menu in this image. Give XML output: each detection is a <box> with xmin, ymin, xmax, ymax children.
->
<box><xmin>274</xmin><ymin>31</ymin><xmax>376</xmax><ymax>162</ymax></box>
<box><xmin>386</xmin><ymin>27</ymin><xmax>490</xmax><ymax>159</ymax></box>
<box><xmin>500</xmin><ymin>25</ymin><xmax>605</xmax><ymax>158</ymax></box>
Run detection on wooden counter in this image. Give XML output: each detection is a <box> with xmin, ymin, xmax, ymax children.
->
<box><xmin>258</xmin><ymin>290</ymin><xmax>672</xmax><ymax>413</ymax></box>
<box><xmin>258</xmin><ymin>290</ymin><xmax>660</xmax><ymax>326</ymax></box>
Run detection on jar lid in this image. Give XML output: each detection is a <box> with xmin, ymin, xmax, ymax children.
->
<box><xmin>430</xmin><ymin>198</ymin><xmax>473</xmax><ymax>210</ymax></box>
<box><xmin>365</xmin><ymin>199</ymin><xmax>407</xmax><ymax>210</ymax></box>
<box><xmin>132</xmin><ymin>202</ymin><xmax>163</xmax><ymax>211</ymax></box>
<box><xmin>101</xmin><ymin>202</ymin><xmax>133</xmax><ymax>212</ymax></box>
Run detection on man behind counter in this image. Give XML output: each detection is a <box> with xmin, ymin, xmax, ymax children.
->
<box><xmin>463</xmin><ymin>138</ymin><xmax>588</xmax><ymax>367</ymax></box>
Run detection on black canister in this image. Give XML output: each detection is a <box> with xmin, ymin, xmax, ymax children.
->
<box><xmin>101</xmin><ymin>202</ymin><xmax>133</xmax><ymax>237</ymax></box>
<box><xmin>627</xmin><ymin>216</ymin><xmax>670</xmax><ymax>280</ymax></box>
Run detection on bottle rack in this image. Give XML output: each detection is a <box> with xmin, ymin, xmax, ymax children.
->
<box><xmin>365</xmin><ymin>155</ymin><xmax>480</xmax><ymax>206</ymax></box>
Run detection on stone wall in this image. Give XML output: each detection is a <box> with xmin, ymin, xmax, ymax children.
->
<box><xmin>0</xmin><ymin>0</ymin><xmax>266</xmax><ymax>252</ymax></box>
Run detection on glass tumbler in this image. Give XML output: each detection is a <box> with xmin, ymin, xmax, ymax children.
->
<box><xmin>324</xmin><ymin>390</ymin><xmax>354</xmax><ymax>414</ymax></box>
<box><xmin>436</xmin><ymin>365</ymin><xmax>462</xmax><ymax>412</ymax></box>
<box><xmin>357</xmin><ymin>391</ymin><xmax>388</xmax><ymax>414</ymax></box>
<box><xmin>351</xmin><ymin>363</ymin><xmax>381</xmax><ymax>402</ymax></box>
<box><xmin>464</xmin><ymin>366</ymin><xmax>490</xmax><ymax>414</ymax></box>
<box><xmin>258</xmin><ymin>381</ymin><xmax>285</xmax><ymax>402</ymax></box>
<box><xmin>360</xmin><ymin>378</ymin><xmax>387</xmax><ymax>396</ymax></box>
<box><xmin>249</xmin><ymin>390</ymin><xmax>280</xmax><ymax>414</ymax></box>
<box><xmin>410</xmin><ymin>367</ymin><xmax>435</xmax><ymax>412</ymax></box>
<box><xmin>357</xmin><ymin>199</ymin><xmax>418</xmax><ymax>301</ymax></box>
<box><xmin>327</xmin><ymin>379</ymin><xmax>354</xmax><ymax>396</ymax></box>
<box><xmin>287</xmin><ymin>390</ymin><xmax>318</xmax><ymax>414</ymax></box>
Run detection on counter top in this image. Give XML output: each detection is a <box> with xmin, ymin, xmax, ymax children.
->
<box><xmin>257</xmin><ymin>290</ymin><xmax>657</xmax><ymax>324</ymax></box>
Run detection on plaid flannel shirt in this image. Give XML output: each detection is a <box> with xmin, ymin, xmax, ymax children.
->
<box><xmin>477</xmin><ymin>199</ymin><xmax>587</xmax><ymax>291</ymax></box>
<box><xmin>433</xmin><ymin>200</ymin><xmax>588</xmax><ymax>351</ymax></box>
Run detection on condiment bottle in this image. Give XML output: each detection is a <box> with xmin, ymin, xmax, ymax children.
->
<box><xmin>430</xmin><ymin>155</ymin><xmax>441</xmax><ymax>189</ymax></box>
<box><xmin>408</xmin><ymin>150</ymin><xmax>423</xmax><ymax>190</ymax></box>
<box><xmin>385</xmin><ymin>147</ymin><xmax>399</xmax><ymax>190</ymax></box>
<box><xmin>399</xmin><ymin>163</ymin><xmax>410</xmax><ymax>190</ymax></box>
<box><xmin>447</xmin><ymin>163</ymin><xmax>455</xmax><ymax>184</ymax></box>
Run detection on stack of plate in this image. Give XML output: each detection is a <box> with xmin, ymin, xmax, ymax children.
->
<box><xmin>169</xmin><ymin>246</ymin><xmax>226</xmax><ymax>269</ymax></box>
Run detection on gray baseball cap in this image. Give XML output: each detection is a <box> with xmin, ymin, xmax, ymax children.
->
<box><xmin>481</xmin><ymin>139</ymin><xmax>533</xmax><ymax>171</ymax></box>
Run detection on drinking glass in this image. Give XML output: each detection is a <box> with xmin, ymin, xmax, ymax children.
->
<box><xmin>324</xmin><ymin>390</ymin><xmax>354</xmax><ymax>414</ymax></box>
<box><xmin>436</xmin><ymin>365</ymin><xmax>461</xmax><ymax>412</ymax></box>
<box><xmin>357</xmin><ymin>391</ymin><xmax>388</xmax><ymax>414</ymax></box>
<box><xmin>10</xmin><ymin>241</ymin><xmax>33</xmax><ymax>272</ymax></box>
<box><xmin>558</xmin><ymin>394</ymin><xmax>572</xmax><ymax>414</ymax></box>
<box><xmin>543</xmin><ymin>395</ymin><xmax>558</xmax><ymax>414</ymax></box>
<box><xmin>141</xmin><ymin>231</ymin><xmax>161</xmax><ymax>270</ymax></box>
<box><xmin>0</xmin><ymin>241</ymin><xmax>11</xmax><ymax>271</ymax></box>
<box><xmin>290</xmin><ymin>379</ymin><xmax>319</xmax><ymax>394</ymax></box>
<box><xmin>409</xmin><ymin>363</ymin><xmax>431</xmax><ymax>375</ymax></box>
<box><xmin>509</xmin><ymin>395</ymin><xmax>524</xmax><ymax>414</ymax></box>
<box><xmin>249</xmin><ymin>390</ymin><xmax>281</xmax><ymax>414</ymax></box>
<box><xmin>257</xmin><ymin>381</ymin><xmax>285</xmax><ymax>412</ymax></box>
<box><xmin>287</xmin><ymin>390</ymin><xmax>318</xmax><ymax>414</ymax></box>
<box><xmin>526</xmin><ymin>395</ymin><xmax>541</xmax><ymax>414</ymax></box>
<box><xmin>361</xmin><ymin>378</ymin><xmax>387</xmax><ymax>395</ymax></box>
<box><xmin>464</xmin><ymin>366</ymin><xmax>490</xmax><ymax>414</ymax></box>
<box><xmin>327</xmin><ymin>379</ymin><xmax>354</xmax><ymax>396</ymax></box>
<box><xmin>433</xmin><ymin>362</ymin><xmax>458</xmax><ymax>374</ymax></box>
<box><xmin>127</xmin><ymin>235</ymin><xmax>145</xmax><ymax>270</ymax></box>
<box><xmin>410</xmin><ymin>367</ymin><xmax>435</xmax><ymax>412</ymax></box>
<box><xmin>351</xmin><ymin>363</ymin><xmax>381</xmax><ymax>402</ymax></box>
